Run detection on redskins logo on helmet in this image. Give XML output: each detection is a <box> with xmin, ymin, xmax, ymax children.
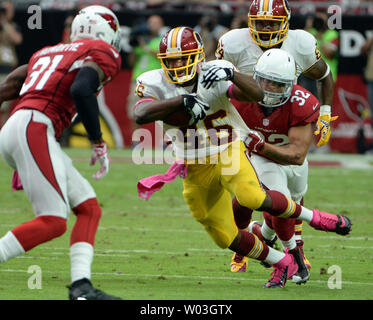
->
<box><xmin>157</xmin><ymin>27</ymin><xmax>205</xmax><ymax>85</ymax></box>
<box><xmin>248</xmin><ymin>0</ymin><xmax>291</xmax><ymax>48</ymax></box>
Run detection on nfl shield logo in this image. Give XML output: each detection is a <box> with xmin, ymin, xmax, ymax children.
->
<box><xmin>263</xmin><ymin>119</ymin><xmax>269</xmax><ymax>126</ymax></box>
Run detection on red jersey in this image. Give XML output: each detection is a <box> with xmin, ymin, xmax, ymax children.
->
<box><xmin>13</xmin><ymin>39</ymin><xmax>121</xmax><ymax>139</ymax></box>
<box><xmin>235</xmin><ymin>85</ymin><xmax>320</xmax><ymax>147</ymax></box>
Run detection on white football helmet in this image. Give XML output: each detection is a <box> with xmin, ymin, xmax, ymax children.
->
<box><xmin>254</xmin><ymin>49</ymin><xmax>296</xmax><ymax>108</ymax></box>
<box><xmin>70</xmin><ymin>5</ymin><xmax>121</xmax><ymax>51</ymax></box>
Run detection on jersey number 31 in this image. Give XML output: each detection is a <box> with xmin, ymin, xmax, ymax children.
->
<box><xmin>20</xmin><ymin>55</ymin><xmax>64</xmax><ymax>95</ymax></box>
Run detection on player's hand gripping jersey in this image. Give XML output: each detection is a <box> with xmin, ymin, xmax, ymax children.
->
<box><xmin>235</xmin><ymin>84</ymin><xmax>320</xmax><ymax>153</ymax></box>
<box><xmin>136</xmin><ymin>60</ymin><xmax>251</xmax><ymax>160</ymax></box>
<box><xmin>216</xmin><ymin>28</ymin><xmax>320</xmax><ymax>79</ymax></box>
<box><xmin>13</xmin><ymin>39</ymin><xmax>121</xmax><ymax>139</ymax></box>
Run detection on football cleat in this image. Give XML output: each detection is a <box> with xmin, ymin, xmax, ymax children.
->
<box><xmin>296</xmin><ymin>240</ymin><xmax>311</xmax><ymax>270</ymax></box>
<box><xmin>230</xmin><ymin>253</ymin><xmax>249</xmax><ymax>272</ymax></box>
<box><xmin>263</xmin><ymin>250</ymin><xmax>298</xmax><ymax>289</ymax></box>
<box><xmin>310</xmin><ymin>210</ymin><xmax>352</xmax><ymax>235</ymax></box>
<box><xmin>68</xmin><ymin>278</ymin><xmax>122</xmax><ymax>300</ymax></box>
<box><xmin>290</xmin><ymin>247</ymin><xmax>310</xmax><ymax>285</ymax></box>
<box><xmin>249</xmin><ymin>221</ymin><xmax>278</xmax><ymax>268</ymax></box>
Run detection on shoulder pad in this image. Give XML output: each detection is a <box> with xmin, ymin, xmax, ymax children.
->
<box><xmin>218</xmin><ymin>28</ymin><xmax>252</xmax><ymax>55</ymax></box>
<box><xmin>291</xmin><ymin>29</ymin><xmax>317</xmax><ymax>56</ymax></box>
<box><xmin>136</xmin><ymin>69</ymin><xmax>163</xmax><ymax>87</ymax></box>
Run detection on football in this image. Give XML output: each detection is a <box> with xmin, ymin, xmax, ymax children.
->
<box><xmin>163</xmin><ymin>108</ymin><xmax>191</xmax><ymax>126</ymax></box>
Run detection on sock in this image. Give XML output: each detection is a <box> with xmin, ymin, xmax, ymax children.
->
<box><xmin>11</xmin><ymin>216</ymin><xmax>66</xmax><ymax>251</ymax></box>
<box><xmin>272</xmin><ymin>216</ymin><xmax>295</xmax><ymax>241</ymax></box>
<box><xmin>295</xmin><ymin>198</ymin><xmax>304</xmax><ymax>240</ymax></box>
<box><xmin>235</xmin><ymin>230</ymin><xmax>269</xmax><ymax>260</ymax></box>
<box><xmin>280</xmin><ymin>235</ymin><xmax>297</xmax><ymax>251</ymax></box>
<box><xmin>297</xmin><ymin>208</ymin><xmax>313</xmax><ymax>222</ymax></box>
<box><xmin>0</xmin><ymin>231</ymin><xmax>25</xmax><ymax>262</ymax></box>
<box><xmin>266</xmin><ymin>190</ymin><xmax>310</xmax><ymax>219</ymax></box>
<box><xmin>295</xmin><ymin>221</ymin><xmax>303</xmax><ymax>241</ymax></box>
<box><xmin>70</xmin><ymin>242</ymin><xmax>94</xmax><ymax>283</ymax></box>
<box><xmin>232</xmin><ymin>197</ymin><xmax>253</xmax><ymax>229</ymax></box>
<box><xmin>70</xmin><ymin>198</ymin><xmax>102</xmax><ymax>246</ymax></box>
<box><xmin>261</xmin><ymin>220</ymin><xmax>276</xmax><ymax>241</ymax></box>
<box><xmin>70</xmin><ymin>198</ymin><xmax>101</xmax><ymax>284</ymax></box>
<box><xmin>262</xmin><ymin>246</ymin><xmax>286</xmax><ymax>265</ymax></box>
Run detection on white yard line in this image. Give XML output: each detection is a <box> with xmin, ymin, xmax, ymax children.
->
<box><xmin>0</xmin><ymin>268</ymin><xmax>372</xmax><ymax>287</ymax></box>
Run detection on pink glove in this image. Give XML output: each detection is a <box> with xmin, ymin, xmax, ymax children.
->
<box><xmin>90</xmin><ymin>142</ymin><xmax>110</xmax><ymax>180</ymax></box>
<box><xmin>243</xmin><ymin>131</ymin><xmax>265</xmax><ymax>155</ymax></box>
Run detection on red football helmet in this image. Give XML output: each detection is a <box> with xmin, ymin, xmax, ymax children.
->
<box><xmin>248</xmin><ymin>0</ymin><xmax>291</xmax><ymax>48</ymax></box>
<box><xmin>157</xmin><ymin>26</ymin><xmax>205</xmax><ymax>84</ymax></box>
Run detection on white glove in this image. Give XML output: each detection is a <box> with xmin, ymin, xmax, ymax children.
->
<box><xmin>181</xmin><ymin>93</ymin><xmax>210</xmax><ymax>125</ymax></box>
<box><xmin>243</xmin><ymin>130</ymin><xmax>265</xmax><ymax>155</ymax></box>
<box><xmin>90</xmin><ymin>142</ymin><xmax>110</xmax><ymax>180</ymax></box>
<box><xmin>201</xmin><ymin>65</ymin><xmax>234</xmax><ymax>89</ymax></box>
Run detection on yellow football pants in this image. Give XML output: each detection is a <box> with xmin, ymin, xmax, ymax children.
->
<box><xmin>182</xmin><ymin>141</ymin><xmax>266</xmax><ymax>249</ymax></box>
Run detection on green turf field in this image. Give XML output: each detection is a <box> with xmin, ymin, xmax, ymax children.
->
<box><xmin>0</xmin><ymin>149</ymin><xmax>372</xmax><ymax>300</ymax></box>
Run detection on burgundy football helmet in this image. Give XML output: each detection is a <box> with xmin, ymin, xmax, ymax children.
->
<box><xmin>248</xmin><ymin>0</ymin><xmax>291</xmax><ymax>48</ymax></box>
<box><xmin>157</xmin><ymin>26</ymin><xmax>205</xmax><ymax>84</ymax></box>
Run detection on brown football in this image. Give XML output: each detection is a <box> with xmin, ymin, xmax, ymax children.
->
<box><xmin>163</xmin><ymin>108</ymin><xmax>191</xmax><ymax>126</ymax></box>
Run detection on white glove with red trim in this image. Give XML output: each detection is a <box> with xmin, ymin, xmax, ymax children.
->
<box><xmin>90</xmin><ymin>142</ymin><xmax>110</xmax><ymax>180</ymax></box>
<box><xmin>243</xmin><ymin>131</ymin><xmax>265</xmax><ymax>155</ymax></box>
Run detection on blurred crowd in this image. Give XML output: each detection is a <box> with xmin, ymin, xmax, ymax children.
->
<box><xmin>13</xmin><ymin>0</ymin><xmax>373</xmax><ymax>15</ymax></box>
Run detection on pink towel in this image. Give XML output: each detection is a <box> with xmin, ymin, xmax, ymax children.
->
<box><xmin>11</xmin><ymin>171</ymin><xmax>23</xmax><ymax>191</ymax></box>
<box><xmin>137</xmin><ymin>161</ymin><xmax>187</xmax><ymax>200</ymax></box>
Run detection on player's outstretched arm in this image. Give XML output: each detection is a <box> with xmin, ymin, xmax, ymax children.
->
<box><xmin>229</xmin><ymin>71</ymin><xmax>264</xmax><ymax>102</ymax></box>
<box><xmin>201</xmin><ymin>64</ymin><xmax>264</xmax><ymax>103</ymax></box>
<box><xmin>303</xmin><ymin>59</ymin><xmax>338</xmax><ymax>147</ymax></box>
<box><xmin>256</xmin><ymin>124</ymin><xmax>313</xmax><ymax>166</ymax></box>
<box><xmin>0</xmin><ymin>64</ymin><xmax>28</xmax><ymax>106</ymax></box>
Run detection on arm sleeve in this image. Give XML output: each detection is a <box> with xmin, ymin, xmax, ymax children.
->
<box><xmin>70</xmin><ymin>66</ymin><xmax>102</xmax><ymax>142</ymax></box>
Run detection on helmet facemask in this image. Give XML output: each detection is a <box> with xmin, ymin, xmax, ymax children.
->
<box><xmin>248</xmin><ymin>14</ymin><xmax>289</xmax><ymax>48</ymax></box>
<box><xmin>157</xmin><ymin>27</ymin><xmax>205</xmax><ymax>85</ymax></box>
<box><xmin>158</xmin><ymin>48</ymin><xmax>205</xmax><ymax>85</ymax></box>
<box><xmin>254</xmin><ymin>71</ymin><xmax>293</xmax><ymax>107</ymax></box>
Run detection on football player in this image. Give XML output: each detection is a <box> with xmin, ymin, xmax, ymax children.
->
<box><xmin>230</xmin><ymin>49</ymin><xmax>317</xmax><ymax>284</ymax></box>
<box><xmin>134</xmin><ymin>26</ymin><xmax>351</xmax><ymax>288</ymax></box>
<box><xmin>216</xmin><ymin>0</ymin><xmax>337</xmax><ymax>148</ymax></box>
<box><xmin>216</xmin><ymin>0</ymin><xmax>337</xmax><ymax>268</ymax></box>
<box><xmin>0</xmin><ymin>6</ymin><xmax>122</xmax><ymax>300</ymax></box>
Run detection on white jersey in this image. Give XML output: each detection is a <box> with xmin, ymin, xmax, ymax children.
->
<box><xmin>135</xmin><ymin>60</ymin><xmax>251</xmax><ymax>160</ymax></box>
<box><xmin>216</xmin><ymin>28</ymin><xmax>320</xmax><ymax>79</ymax></box>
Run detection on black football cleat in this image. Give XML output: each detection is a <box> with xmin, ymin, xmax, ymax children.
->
<box><xmin>290</xmin><ymin>247</ymin><xmax>310</xmax><ymax>285</ymax></box>
<box><xmin>68</xmin><ymin>278</ymin><xmax>122</xmax><ymax>300</ymax></box>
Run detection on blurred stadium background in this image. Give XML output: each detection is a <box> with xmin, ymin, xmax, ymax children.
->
<box><xmin>1</xmin><ymin>0</ymin><xmax>373</xmax><ymax>154</ymax></box>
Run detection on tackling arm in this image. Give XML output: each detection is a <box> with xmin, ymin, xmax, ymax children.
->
<box><xmin>0</xmin><ymin>64</ymin><xmax>28</xmax><ymax>106</ymax></box>
<box><xmin>259</xmin><ymin>124</ymin><xmax>313</xmax><ymax>166</ymax></box>
<box><xmin>229</xmin><ymin>71</ymin><xmax>264</xmax><ymax>102</ymax></box>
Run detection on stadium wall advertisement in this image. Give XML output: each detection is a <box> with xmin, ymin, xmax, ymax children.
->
<box><xmin>4</xmin><ymin>12</ymin><xmax>373</xmax><ymax>152</ymax></box>
<box><xmin>329</xmin><ymin>17</ymin><xmax>373</xmax><ymax>153</ymax></box>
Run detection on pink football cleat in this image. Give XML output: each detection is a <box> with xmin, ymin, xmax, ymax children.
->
<box><xmin>263</xmin><ymin>250</ymin><xmax>298</xmax><ymax>288</ymax></box>
<box><xmin>309</xmin><ymin>209</ymin><xmax>352</xmax><ymax>235</ymax></box>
